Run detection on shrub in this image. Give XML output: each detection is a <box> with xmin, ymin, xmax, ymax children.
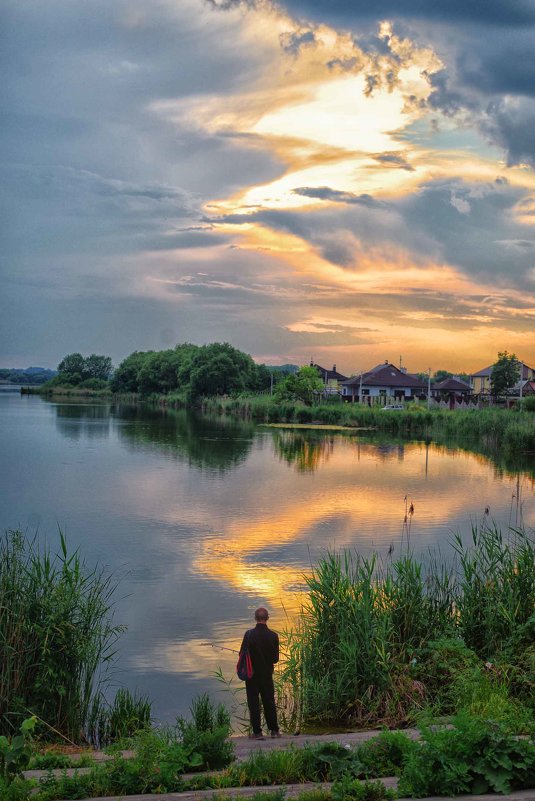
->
<box><xmin>78</xmin><ymin>378</ymin><xmax>109</xmax><ymax>390</ymax></box>
<box><xmin>0</xmin><ymin>776</ymin><xmax>33</xmax><ymax>801</ymax></box>
<box><xmin>332</xmin><ymin>777</ymin><xmax>396</xmax><ymax>801</ymax></box>
<box><xmin>176</xmin><ymin>693</ymin><xmax>233</xmax><ymax>770</ymax></box>
<box><xmin>0</xmin><ymin>717</ymin><xmax>36</xmax><ymax>784</ymax></box>
<box><xmin>450</xmin><ymin>664</ymin><xmax>534</xmax><ymax>733</ymax></box>
<box><xmin>355</xmin><ymin>730</ymin><xmax>418</xmax><ymax>777</ymax></box>
<box><xmin>398</xmin><ymin>714</ymin><xmax>535</xmax><ymax>797</ymax></box>
<box><xmin>410</xmin><ymin>638</ymin><xmax>479</xmax><ymax>714</ymax></box>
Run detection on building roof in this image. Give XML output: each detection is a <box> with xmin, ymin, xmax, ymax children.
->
<box><xmin>343</xmin><ymin>362</ymin><xmax>428</xmax><ymax>390</ymax></box>
<box><xmin>311</xmin><ymin>362</ymin><xmax>348</xmax><ymax>382</ymax></box>
<box><xmin>433</xmin><ymin>377</ymin><xmax>472</xmax><ymax>392</ymax></box>
<box><xmin>472</xmin><ymin>361</ymin><xmax>534</xmax><ymax>379</ymax></box>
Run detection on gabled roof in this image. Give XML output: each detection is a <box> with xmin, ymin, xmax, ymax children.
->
<box><xmin>472</xmin><ymin>361</ymin><xmax>535</xmax><ymax>379</ymax></box>
<box><xmin>312</xmin><ymin>362</ymin><xmax>348</xmax><ymax>382</ymax></box>
<box><xmin>343</xmin><ymin>362</ymin><xmax>427</xmax><ymax>389</ymax></box>
<box><xmin>433</xmin><ymin>377</ymin><xmax>472</xmax><ymax>392</ymax></box>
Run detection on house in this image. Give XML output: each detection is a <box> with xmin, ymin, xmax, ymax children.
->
<box><xmin>471</xmin><ymin>360</ymin><xmax>535</xmax><ymax>395</ymax></box>
<box><xmin>310</xmin><ymin>361</ymin><xmax>348</xmax><ymax>393</ymax></box>
<box><xmin>431</xmin><ymin>377</ymin><xmax>473</xmax><ymax>399</ymax></box>
<box><xmin>522</xmin><ymin>380</ymin><xmax>535</xmax><ymax>395</ymax></box>
<box><xmin>341</xmin><ymin>361</ymin><xmax>428</xmax><ymax>403</ymax></box>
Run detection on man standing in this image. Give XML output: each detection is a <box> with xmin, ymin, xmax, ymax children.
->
<box><xmin>241</xmin><ymin>607</ymin><xmax>280</xmax><ymax>739</ymax></box>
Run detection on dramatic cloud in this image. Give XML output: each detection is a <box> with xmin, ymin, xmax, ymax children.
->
<box><xmin>1</xmin><ymin>0</ymin><xmax>535</xmax><ymax>371</ymax></box>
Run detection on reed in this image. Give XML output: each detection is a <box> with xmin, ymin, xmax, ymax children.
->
<box><xmin>279</xmin><ymin>525</ymin><xmax>535</xmax><ymax>728</ymax></box>
<box><xmin>0</xmin><ymin>530</ymin><xmax>123</xmax><ymax>740</ymax></box>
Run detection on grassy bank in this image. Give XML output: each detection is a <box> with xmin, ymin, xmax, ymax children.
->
<box><xmin>278</xmin><ymin>525</ymin><xmax>535</xmax><ymax>731</ymax></box>
<box><xmin>28</xmin><ymin>386</ymin><xmax>112</xmax><ymax>398</ymax></box>
<box><xmin>201</xmin><ymin>396</ymin><xmax>535</xmax><ymax>455</ymax></box>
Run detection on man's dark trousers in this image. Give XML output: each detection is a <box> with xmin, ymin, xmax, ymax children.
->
<box><xmin>245</xmin><ymin>674</ymin><xmax>278</xmax><ymax>734</ymax></box>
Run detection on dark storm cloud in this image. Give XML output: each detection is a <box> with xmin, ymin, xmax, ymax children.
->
<box><xmin>218</xmin><ymin>0</ymin><xmax>535</xmax><ymax>165</ymax></box>
<box><xmin>216</xmin><ymin>177</ymin><xmax>535</xmax><ymax>285</ymax></box>
<box><xmin>214</xmin><ymin>0</ymin><xmax>535</xmax><ymax>25</ymax></box>
<box><xmin>371</xmin><ymin>153</ymin><xmax>414</xmax><ymax>171</ymax></box>
<box><xmin>293</xmin><ymin>187</ymin><xmax>385</xmax><ymax>206</ymax></box>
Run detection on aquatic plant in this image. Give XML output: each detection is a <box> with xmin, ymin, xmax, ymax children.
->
<box><xmin>0</xmin><ymin>530</ymin><xmax>122</xmax><ymax>740</ymax></box>
<box><xmin>279</xmin><ymin>525</ymin><xmax>535</xmax><ymax>728</ymax></box>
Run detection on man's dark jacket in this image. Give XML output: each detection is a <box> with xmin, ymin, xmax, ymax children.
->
<box><xmin>241</xmin><ymin>623</ymin><xmax>279</xmax><ymax>679</ymax></box>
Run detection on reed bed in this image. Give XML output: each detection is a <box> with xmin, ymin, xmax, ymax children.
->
<box><xmin>203</xmin><ymin>396</ymin><xmax>535</xmax><ymax>455</ymax></box>
<box><xmin>279</xmin><ymin>525</ymin><xmax>535</xmax><ymax>729</ymax></box>
<box><xmin>0</xmin><ymin>530</ymin><xmax>122</xmax><ymax>739</ymax></box>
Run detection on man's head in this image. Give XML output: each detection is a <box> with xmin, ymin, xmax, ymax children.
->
<box><xmin>254</xmin><ymin>607</ymin><xmax>269</xmax><ymax>623</ymax></box>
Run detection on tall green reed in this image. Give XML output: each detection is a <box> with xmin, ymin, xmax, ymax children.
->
<box><xmin>279</xmin><ymin>525</ymin><xmax>534</xmax><ymax>728</ymax></box>
<box><xmin>454</xmin><ymin>524</ymin><xmax>535</xmax><ymax>658</ymax></box>
<box><xmin>0</xmin><ymin>530</ymin><xmax>123</xmax><ymax>740</ymax></box>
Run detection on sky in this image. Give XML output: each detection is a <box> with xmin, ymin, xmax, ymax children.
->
<box><xmin>2</xmin><ymin>0</ymin><xmax>535</xmax><ymax>374</ymax></box>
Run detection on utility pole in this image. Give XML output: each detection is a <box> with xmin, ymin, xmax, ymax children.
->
<box><xmin>270</xmin><ymin>372</ymin><xmax>273</xmax><ymax>396</ymax></box>
<box><xmin>359</xmin><ymin>371</ymin><xmax>363</xmax><ymax>405</ymax></box>
<box><xmin>427</xmin><ymin>367</ymin><xmax>431</xmax><ymax>409</ymax></box>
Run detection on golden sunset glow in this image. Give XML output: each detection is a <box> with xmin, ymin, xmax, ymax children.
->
<box><xmin>4</xmin><ymin>0</ymin><xmax>535</xmax><ymax>372</ymax></box>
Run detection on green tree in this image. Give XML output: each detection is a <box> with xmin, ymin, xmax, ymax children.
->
<box><xmin>181</xmin><ymin>343</ymin><xmax>258</xmax><ymax>400</ymax></box>
<box><xmin>433</xmin><ymin>369</ymin><xmax>453</xmax><ymax>383</ymax></box>
<box><xmin>57</xmin><ymin>353</ymin><xmax>86</xmax><ymax>384</ymax></box>
<box><xmin>275</xmin><ymin>365</ymin><xmax>323</xmax><ymax>406</ymax></box>
<box><xmin>137</xmin><ymin>349</ymin><xmax>183</xmax><ymax>394</ymax></box>
<box><xmin>110</xmin><ymin>351</ymin><xmax>153</xmax><ymax>393</ymax></box>
<box><xmin>255</xmin><ymin>363</ymin><xmax>272</xmax><ymax>392</ymax></box>
<box><xmin>491</xmin><ymin>351</ymin><xmax>521</xmax><ymax>397</ymax></box>
<box><xmin>85</xmin><ymin>354</ymin><xmax>113</xmax><ymax>381</ymax></box>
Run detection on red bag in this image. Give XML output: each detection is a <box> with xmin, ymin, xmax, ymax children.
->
<box><xmin>236</xmin><ymin>634</ymin><xmax>254</xmax><ymax>680</ymax></box>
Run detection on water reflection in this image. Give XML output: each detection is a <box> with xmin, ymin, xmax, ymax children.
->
<box><xmin>273</xmin><ymin>431</ymin><xmax>336</xmax><ymax>472</ymax></box>
<box><xmin>54</xmin><ymin>403</ymin><xmax>112</xmax><ymax>440</ymax></box>
<box><xmin>2</xmin><ymin>396</ymin><xmax>533</xmax><ymax>722</ymax></box>
<box><xmin>115</xmin><ymin>406</ymin><xmax>256</xmax><ymax>472</ymax></box>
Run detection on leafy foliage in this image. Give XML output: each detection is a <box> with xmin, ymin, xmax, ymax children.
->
<box><xmin>111</xmin><ymin>342</ymin><xmax>267</xmax><ymax>399</ymax></box>
<box><xmin>33</xmin><ymin>696</ymin><xmax>233</xmax><ymax>800</ymax></box>
<box><xmin>56</xmin><ymin>353</ymin><xmax>113</xmax><ymax>386</ymax></box>
<box><xmin>274</xmin><ymin>366</ymin><xmax>324</xmax><ymax>406</ymax></box>
<box><xmin>354</xmin><ymin>730</ymin><xmax>417</xmax><ymax>778</ymax></box>
<box><xmin>398</xmin><ymin>714</ymin><xmax>535</xmax><ymax>797</ymax></box>
<box><xmin>490</xmin><ymin>350</ymin><xmax>521</xmax><ymax>396</ymax></box>
<box><xmin>332</xmin><ymin>777</ymin><xmax>396</xmax><ymax>801</ymax></box>
<box><xmin>0</xmin><ymin>717</ymin><xmax>36</xmax><ymax>783</ymax></box>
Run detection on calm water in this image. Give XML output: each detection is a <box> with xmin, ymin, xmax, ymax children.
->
<box><xmin>1</xmin><ymin>393</ymin><xmax>534</xmax><ymax>722</ymax></box>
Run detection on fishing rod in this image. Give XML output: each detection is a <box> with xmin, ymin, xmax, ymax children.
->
<box><xmin>201</xmin><ymin>642</ymin><xmax>240</xmax><ymax>654</ymax></box>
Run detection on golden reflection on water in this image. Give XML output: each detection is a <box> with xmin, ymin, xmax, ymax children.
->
<box><xmin>192</xmin><ymin>437</ymin><xmax>534</xmax><ymax>618</ymax></box>
<box><xmin>127</xmin><ymin>428</ymin><xmax>534</xmax><ymax>686</ymax></box>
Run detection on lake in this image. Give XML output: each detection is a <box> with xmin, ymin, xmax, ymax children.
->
<box><xmin>0</xmin><ymin>393</ymin><xmax>533</xmax><ymax>723</ymax></box>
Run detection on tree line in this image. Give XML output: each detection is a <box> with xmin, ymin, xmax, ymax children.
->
<box><xmin>46</xmin><ymin>346</ymin><xmax>529</xmax><ymax>404</ymax></box>
<box><xmin>48</xmin><ymin>343</ymin><xmax>293</xmax><ymax>400</ymax></box>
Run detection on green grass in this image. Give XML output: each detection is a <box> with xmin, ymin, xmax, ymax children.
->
<box><xmin>201</xmin><ymin>396</ymin><xmax>535</xmax><ymax>455</ymax></box>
